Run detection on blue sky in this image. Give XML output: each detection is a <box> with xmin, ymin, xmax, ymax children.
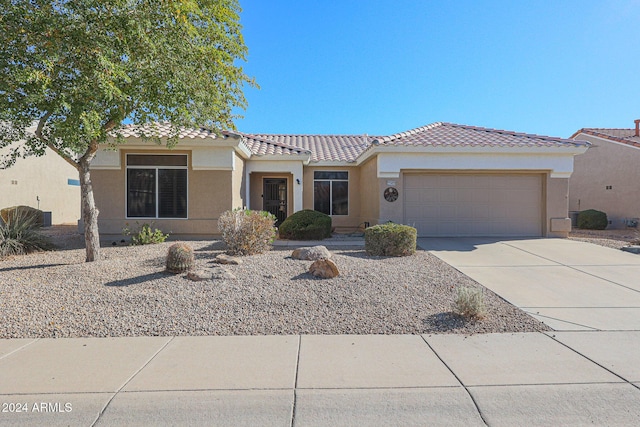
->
<box><xmin>234</xmin><ymin>0</ymin><xmax>639</xmax><ymax>138</ymax></box>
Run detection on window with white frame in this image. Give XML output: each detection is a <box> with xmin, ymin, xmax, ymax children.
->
<box><xmin>313</xmin><ymin>171</ymin><xmax>348</xmax><ymax>215</ymax></box>
<box><xmin>126</xmin><ymin>154</ymin><xmax>188</xmax><ymax>218</ymax></box>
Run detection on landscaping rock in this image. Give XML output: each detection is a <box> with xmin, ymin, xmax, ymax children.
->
<box><xmin>292</xmin><ymin>245</ymin><xmax>332</xmax><ymax>261</ymax></box>
<box><xmin>214</xmin><ymin>254</ymin><xmax>243</xmax><ymax>265</ymax></box>
<box><xmin>187</xmin><ymin>269</ymin><xmax>213</xmax><ymax>281</ymax></box>
<box><xmin>187</xmin><ymin>267</ymin><xmax>236</xmax><ymax>281</ymax></box>
<box><xmin>309</xmin><ymin>258</ymin><xmax>339</xmax><ymax>279</ymax></box>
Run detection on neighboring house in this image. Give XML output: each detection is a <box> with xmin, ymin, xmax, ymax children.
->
<box><xmin>569</xmin><ymin>120</ymin><xmax>640</xmax><ymax>229</ymax></box>
<box><xmin>91</xmin><ymin>122</ymin><xmax>588</xmax><ymax>238</ymax></box>
<box><xmin>0</xmin><ymin>142</ymin><xmax>81</xmax><ymax>225</ymax></box>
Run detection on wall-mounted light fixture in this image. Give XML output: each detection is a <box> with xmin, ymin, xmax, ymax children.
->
<box><xmin>296</xmin><ymin>178</ymin><xmax>301</xmax><ymax>185</ymax></box>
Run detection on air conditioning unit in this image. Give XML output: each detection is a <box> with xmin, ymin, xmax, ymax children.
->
<box><xmin>624</xmin><ymin>218</ymin><xmax>639</xmax><ymax>228</ymax></box>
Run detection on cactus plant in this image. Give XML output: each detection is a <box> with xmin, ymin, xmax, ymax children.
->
<box><xmin>166</xmin><ymin>242</ymin><xmax>195</xmax><ymax>273</ymax></box>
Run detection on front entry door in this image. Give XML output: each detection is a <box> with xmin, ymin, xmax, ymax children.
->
<box><xmin>263</xmin><ymin>178</ymin><xmax>288</xmax><ymax>226</ymax></box>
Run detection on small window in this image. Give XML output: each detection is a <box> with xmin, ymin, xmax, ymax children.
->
<box><xmin>126</xmin><ymin>154</ymin><xmax>187</xmax><ymax>218</ymax></box>
<box><xmin>313</xmin><ymin>171</ymin><xmax>348</xmax><ymax>216</ymax></box>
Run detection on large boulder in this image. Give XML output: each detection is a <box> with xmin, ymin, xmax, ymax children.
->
<box><xmin>309</xmin><ymin>259</ymin><xmax>340</xmax><ymax>279</ymax></box>
<box><xmin>292</xmin><ymin>245</ymin><xmax>332</xmax><ymax>261</ymax></box>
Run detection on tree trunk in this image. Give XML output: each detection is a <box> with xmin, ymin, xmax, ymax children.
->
<box><xmin>78</xmin><ymin>159</ymin><xmax>101</xmax><ymax>262</ymax></box>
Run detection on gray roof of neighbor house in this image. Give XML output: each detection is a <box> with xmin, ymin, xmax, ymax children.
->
<box><xmin>115</xmin><ymin>122</ymin><xmax>588</xmax><ymax>163</ymax></box>
<box><xmin>571</xmin><ymin>128</ymin><xmax>640</xmax><ymax>149</ymax></box>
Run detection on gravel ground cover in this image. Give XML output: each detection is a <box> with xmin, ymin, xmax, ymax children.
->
<box><xmin>0</xmin><ymin>227</ymin><xmax>549</xmax><ymax>338</ymax></box>
<box><xmin>569</xmin><ymin>229</ymin><xmax>638</xmax><ymax>250</ymax></box>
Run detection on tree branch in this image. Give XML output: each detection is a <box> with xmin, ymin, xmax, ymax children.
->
<box><xmin>35</xmin><ymin>112</ymin><xmax>80</xmax><ymax>171</ymax></box>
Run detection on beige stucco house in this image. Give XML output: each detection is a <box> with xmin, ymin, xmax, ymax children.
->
<box><xmin>0</xmin><ymin>144</ymin><xmax>81</xmax><ymax>225</ymax></box>
<box><xmin>569</xmin><ymin>120</ymin><xmax>640</xmax><ymax>229</ymax></box>
<box><xmin>91</xmin><ymin>122</ymin><xmax>588</xmax><ymax>238</ymax></box>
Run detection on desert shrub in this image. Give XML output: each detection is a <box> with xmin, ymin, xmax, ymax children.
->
<box><xmin>364</xmin><ymin>223</ymin><xmax>416</xmax><ymax>256</ymax></box>
<box><xmin>123</xmin><ymin>222</ymin><xmax>169</xmax><ymax>245</ymax></box>
<box><xmin>166</xmin><ymin>242</ymin><xmax>195</xmax><ymax>273</ymax></box>
<box><xmin>1</xmin><ymin>205</ymin><xmax>44</xmax><ymax>227</ymax></box>
<box><xmin>577</xmin><ymin>209</ymin><xmax>608</xmax><ymax>230</ymax></box>
<box><xmin>0</xmin><ymin>209</ymin><xmax>52</xmax><ymax>258</ymax></box>
<box><xmin>278</xmin><ymin>209</ymin><xmax>332</xmax><ymax>240</ymax></box>
<box><xmin>453</xmin><ymin>286</ymin><xmax>486</xmax><ymax>320</ymax></box>
<box><xmin>218</xmin><ymin>209</ymin><xmax>276</xmax><ymax>255</ymax></box>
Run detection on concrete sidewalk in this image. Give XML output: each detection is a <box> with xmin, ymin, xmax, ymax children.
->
<box><xmin>1</xmin><ymin>332</ymin><xmax>640</xmax><ymax>426</ymax></box>
<box><xmin>421</xmin><ymin>238</ymin><xmax>640</xmax><ymax>331</ymax></box>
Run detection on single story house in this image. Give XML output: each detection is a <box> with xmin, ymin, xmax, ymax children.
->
<box><xmin>91</xmin><ymin>122</ymin><xmax>589</xmax><ymax>238</ymax></box>
<box><xmin>569</xmin><ymin>120</ymin><xmax>640</xmax><ymax>228</ymax></box>
<box><xmin>0</xmin><ymin>125</ymin><xmax>81</xmax><ymax>225</ymax></box>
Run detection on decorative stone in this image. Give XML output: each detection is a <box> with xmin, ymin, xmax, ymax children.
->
<box><xmin>187</xmin><ymin>267</ymin><xmax>236</xmax><ymax>281</ymax></box>
<box><xmin>214</xmin><ymin>254</ymin><xmax>243</xmax><ymax>265</ymax></box>
<box><xmin>309</xmin><ymin>259</ymin><xmax>340</xmax><ymax>279</ymax></box>
<box><xmin>292</xmin><ymin>245</ymin><xmax>332</xmax><ymax>261</ymax></box>
<box><xmin>187</xmin><ymin>269</ymin><xmax>213</xmax><ymax>281</ymax></box>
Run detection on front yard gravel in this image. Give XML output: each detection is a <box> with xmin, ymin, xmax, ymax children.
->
<box><xmin>0</xmin><ymin>231</ymin><xmax>549</xmax><ymax>338</ymax></box>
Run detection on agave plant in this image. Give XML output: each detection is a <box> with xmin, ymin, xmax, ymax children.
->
<box><xmin>0</xmin><ymin>210</ymin><xmax>52</xmax><ymax>258</ymax></box>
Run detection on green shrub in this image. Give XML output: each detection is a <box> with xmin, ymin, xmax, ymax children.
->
<box><xmin>123</xmin><ymin>222</ymin><xmax>169</xmax><ymax>245</ymax></box>
<box><xmin>218</xmin><ymin>209</ymin><xmax>276</xmax><ymax>255</ymax></box>
<box><xmin>278</xmin><ymin>209</ymin><xmax>332</xmax><ymax>240</ymax></box>
<box><xmin>0</xmin><ymin>209</ymin><xmax>52</xmax><ymax>258</ymax></box>
<box><xmin>166</xmin><ymin>242</ymin><xmax>195</xmax><ymax>273</ymax></box>
<box><xmin>577</xmin><ymin>209</ymin><xmax>608</xmax><ymax>230</ymax></box>
<box><xmin>364</xmin><ymin>223</ymin><xmax>416</xmax><ymax>256</ymax></box>
<box><xmin>453</xmin><ymin>286</ymin><xmax>486</xmax><ymax>320</ymax></box>
<box><xmin>1</xmin><ymin>205</ymin><xmax>44</xmax><ymax>227</ymax></box>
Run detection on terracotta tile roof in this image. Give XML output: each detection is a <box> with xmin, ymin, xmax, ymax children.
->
<box><xmin>114</xmin><ymin>122</ymin><xmax>587</xmax><ymax>162</ymax></box>
<box><xmin>572</xmin><ymin>128</ymin><xmax>640</xmax><ymax>149</ymax></box>
<box><xmin>238</xmin><ymin>133</ymin><xmax>311</xmax><ymax>157</ymax></box>
<box><xmin>242</xmin><ymin>134</ymin><xmax>375</xmax><ymax>162</ymax></box>
<box><xmin>373</xmin><ymin>122</ymin><xmax>589</xmax><ymax>148</ymax></box>
<box><xmin>114</xmin><ymin>122</ymin><xmax>220</xmax><ymax>139</ymax></box>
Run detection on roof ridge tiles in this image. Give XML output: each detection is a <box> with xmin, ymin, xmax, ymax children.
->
<box><xmin>239</xmin><ymin>133</ymin><xmax>311</xmax><ymax>154</ymax></box>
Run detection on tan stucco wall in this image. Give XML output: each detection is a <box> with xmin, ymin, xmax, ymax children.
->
<box><xmin>546</xmin><ymin>175</ymin><xmax>570</xmax><ymax>237</ymax></box>
<box><xmin>0</xmin><ymin>147</ymin><xmax>80</xmax><ymax>224</ymax></box>
<box><xmin>249</xmin><ymin>172</ymin><xmax>293</xmax><ymax>216</ymax></box>
<box><xmin>569</xmin><ymin>134</ymin><xmax>640</xmax><ymax>228</ymax></box>
<box><xmin>92</xmin><ymin>149</ymin><xmax>233</xmax><ymax>237</ymax></box>
<box><xmin>358</xmin><ymin>158</ymin><xmax>380</xmax><ymax>228</ymax></box>
<box><xmin>232</xmin><ymin>153</ymin><xmax>246</xmax><ymax>209</ymax></box>
<box><xmin>303</xmin><ymin>165</ymin><xmax>361</xmax><ymax>231</ymax></box>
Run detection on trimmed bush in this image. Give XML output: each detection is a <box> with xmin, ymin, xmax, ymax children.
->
<box><xmin>166</xmin><ymin>242</ymin><xmax>195</xmax><ymax>273</ymax></box>
<box><xmin>218</xmin><ymin>209</ymin><xmax>276</xmax><ymax>255</ymax></box>
<box><xmin>453</xmin><ymin>286</ymin><xmax>486</xmax><ymax>320</ymax></box>
<box><xmin>1</xmin><ymin>205</ymin><xmax>44</xmax><ymax>227</ymax></box>
<box><xmin>0</xmin><ymin>208</ymin><xmax>52</xmax><ymax>258</ymax></box>
<box><xmin>364</xmin><ymin>223</ymin><xmax>416</xmax><ymax>256</ymax></box>
<box><xmin>577</xmin><ymin>209</ymin><xmax>608</xmax><ymax>230</ymax></box>
<box><xmin>278</xmin><ymin>209</ymin><xmax>332</xmax><ymax>240</ymax></box>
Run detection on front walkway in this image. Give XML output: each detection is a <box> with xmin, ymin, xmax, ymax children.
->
<box><xmin>420</xmin><ymin>238</ymin><xmax>640</xmax><ymax>331</ymax></box>
<box><xmin>1</xmin><ymin>333</ymin><xmax>640</xmax><ymax>426</ymax></box>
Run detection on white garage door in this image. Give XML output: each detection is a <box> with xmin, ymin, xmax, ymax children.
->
<box><xmin>404</xmin><ymin>174</ymin><xmax>542</xmax><ymax>237</ymax></box>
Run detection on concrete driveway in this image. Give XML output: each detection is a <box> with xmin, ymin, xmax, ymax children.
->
<box><xmin>419</xmin><ymin>238</ymin><xmax>640</xmax><ymax>331</ymax></box>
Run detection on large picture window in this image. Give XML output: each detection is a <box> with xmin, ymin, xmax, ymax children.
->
<box><xmin>313</xmin><ymin>171</ymin><xmax>348</xmax><ymax>215</ymax></box>
<box><xmin>126</xmin><ymin>154</ymin><xmax>188</xmax><ymax>218</ymax></box>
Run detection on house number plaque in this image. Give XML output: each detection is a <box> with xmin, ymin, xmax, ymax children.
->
<box><xmin>384</xmin><ymin>187</ymin><xmax>398</xmax><ymax>202</ymax></box>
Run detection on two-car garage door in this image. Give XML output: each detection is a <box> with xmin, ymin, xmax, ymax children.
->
<box><xmin>404</xmin><ymin>174</ymin><xmax>542</xmax><ymax>237</ymax></box>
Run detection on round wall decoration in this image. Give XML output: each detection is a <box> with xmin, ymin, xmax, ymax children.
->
<box><xmin>384</xmin><ymin>187</ymin><xmax>398</xmax><ymax>202</ymax></box>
